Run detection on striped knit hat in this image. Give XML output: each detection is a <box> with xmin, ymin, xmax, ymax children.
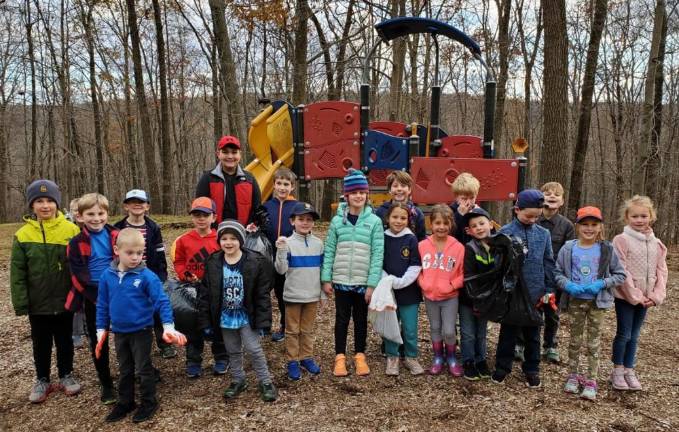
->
<box><xmin>343</xmin><ymin>169</ymin><xmax>369</xmax><ymax>194</ymax></box>
<box><xmin>217</xmin><ymin>219</ymin><xmax>246</xmax><ymax>246</ymax></box>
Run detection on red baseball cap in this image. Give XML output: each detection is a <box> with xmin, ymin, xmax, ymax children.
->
<box><xmin>217</xmin><ymin>135</ymin><xmax>241</xmax><ymax>150</ymax></box>
<box><xmin>575</xmin><ymin>206</ymin><xmax>603</xmax><ymax>223</ymax></box>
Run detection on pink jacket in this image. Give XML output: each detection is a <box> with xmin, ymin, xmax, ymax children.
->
<box><xmin>417</xmin><ymin>235</ymin><xmax>465</xmax><ymax>301</ymax></box>
<box><xmin>612</xmin><ymin>226</ymin><xmax>668</xmax><ymax>306</ymax></box>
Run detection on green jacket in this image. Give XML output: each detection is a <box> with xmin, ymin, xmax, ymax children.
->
<box><xmin>321</xmin><ymin>203</ymin><xmax>384</xmax><ymax>287</ymax></box>
<box><xmin>10</xmin><ymin>212</ymin><xmax>80</xmax><ymax>315</ymax></box>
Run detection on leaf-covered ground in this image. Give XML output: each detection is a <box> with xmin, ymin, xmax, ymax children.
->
<box><xmin>0</xmin><ymin>219</ymin><xmax>677</xmax><ymax>431</ymax></box>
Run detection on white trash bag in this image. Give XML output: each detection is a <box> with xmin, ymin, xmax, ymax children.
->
<box><xmin>368</xmin><ymin>275</ymin><xmax>403</xmax><ymax>345</ymax></box>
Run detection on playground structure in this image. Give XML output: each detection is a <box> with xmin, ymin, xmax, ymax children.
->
<box><xmin>245</xmin><ymin>17</ymin><xmax>526</xmax><ymax>207</ymax></box>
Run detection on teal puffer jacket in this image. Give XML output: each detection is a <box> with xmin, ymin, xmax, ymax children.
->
<box><xmin>321</xmin><ymin>203</ymin><xmax>384</xmax><ymax>288</ymax></box>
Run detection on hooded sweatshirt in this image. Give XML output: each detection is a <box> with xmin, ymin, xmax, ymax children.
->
<box><xmin>612</xmin><ymin>225</ymin><xmax>668</xmax><ymax>306</ymax></box>
<box><xmin>417</xmin><ymin>235</ymin><xmax>465</xmax><ymax>302</ymax></box>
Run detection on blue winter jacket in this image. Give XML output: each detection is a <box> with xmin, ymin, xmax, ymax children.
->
<box><xmin>499</xmin><ymin>219</ymin><xmax>556</xmax><ymax>303</ymax></box>
<box><xmin>96</xmin><ymin>261</ymin><xmax>173</xmax><ymax>333</ymax></box>
<box><xmin>262</xmin><ymin>196</ymin><xmax>298</xmax><ymax>247</ymax></box>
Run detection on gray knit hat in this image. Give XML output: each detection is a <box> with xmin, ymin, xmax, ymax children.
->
<box><xmin>26</xmin><ymin>179</ymin><xmax>61</xmax><ymax>207</ymax></box>
<box><xmin>217</xmin><ymin>219</ymin><xmax>246</xmax><ymax>246</ymax></box>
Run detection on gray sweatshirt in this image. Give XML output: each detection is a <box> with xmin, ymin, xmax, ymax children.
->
<box><xmin>275</xmin><ymin>231</ymin><xmax>326</xmax><ymax>303</ymax></box>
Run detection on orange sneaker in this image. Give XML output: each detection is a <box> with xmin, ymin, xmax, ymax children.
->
<box><xmin>333</xmin><ymin>354</ymin><xmax>348</xmax><ymax>377</ymax></box>
<box><xmin>354</xmin><ymin>353</ymin><xmax>370</xmax><ymax>376</ymax></box>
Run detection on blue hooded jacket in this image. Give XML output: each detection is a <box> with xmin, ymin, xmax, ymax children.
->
<box><xmin>499</xmin><ymin>219</ymin><xmax>556</xmax><ymax>303</ymax></box>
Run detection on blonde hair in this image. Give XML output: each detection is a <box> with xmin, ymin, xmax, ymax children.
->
<box><xmin>541</xmin><ymin>182</ymin><xmax>565</xmax><ymax>196</ymax></box>
<box><xmin>78</xmin><ymin>193</ymin><xmax>109</xmax><ymax>213</ymax></box>
<box><xmin>430</xmin><ymin>204</ymin><xmax>455</xmax><ymax>232</ymax></box>
<box><xmin>575</xmin><ymin>220</ymin><xmax>606</xmax><ymax>242</ymax></box>
<box><xmin>386</xmin><ymin>171</ymin><xmax>413</xmax><ymax>190</ymax></box>
<box><xmin>619</xmin><ymin>195</ymin><xmax>657</xmax><ymax>224</ymax></box>
<box><xmin>451</xmin><ymin>173</ymin><xmax>480</xmax><ymax>197</ymax></box>
<box><xmin>273</xmin><ymin>167</ymin><xmax>297</xmax><ymax>183</ymax></box>
<box><xmin>116</xmin><ymin>228</ymin><xmax>145</xmax><ymax>248</ymax></box>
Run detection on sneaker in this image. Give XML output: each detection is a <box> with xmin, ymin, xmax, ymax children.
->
<box><xmin>491</xmin><ymin>371</ymin><xmax>507</xmax><ymax>384</ymax></box>
<box><xmin>624</xmin><ymin>369</ymin><xmax>642</xmax><ymax>391</ymax></box>
<box><xmin>385</xmin><ymin>357</ymin><xmax>400</xmax><ymax>376</ymax></box>
<box><xmin>72</xmin><ymin>335</ymin><xmax>84</xmax><ymax>349</ymax></box>
<box><xmin>105</xmin><ymin>402</ymin><xmax>136</xmax><ymax>423</ymax></box>
<box><xmin>223</xmin><ymin>381</ymin><xmax>248</xmax><ymax>399</ymax></box>
<box><xmin>259</xmin><ymin>382</ymin><xmax>278</xmax><ymax>402</ymax></box>
<box><xmin>525</xmin><ymin>373</ymin><xmax>541</xmax><ymax>388</ymax></box>
<box><xmin>564</xmin><ymin>373</ymin><xmax>582</xmax><ymax>394</ymax></box>
<box><xmin>609</xmin><ymin>367</ymin><xmax>629</xmax><ymax>390</ymax></box>
<box><xmin>29</xmin><ymin>378</ymin><xmax>53</xmax><ymax>404</ymax></box>
<box><xmin>186</xmin><ymin>363</ymin><xmax>202</xmax><ymax>379</ymax></box>
<box><xmin>213</xmin><ymin>361</ymin><xmax>229</xmax><ymax>375</ymax></box>
<box><xmin>463</xmin><ymin>361</ymin><xmax>480</xmax><ymax>381</ymax></box>
<box><xmin>402</xmin><ymin>358</ymin><xmax>425</xmax><ymax>376</ymax></box>
<box><xmin>544</xmin><ymin>347</ymin><xmax>560</xmax><ymax>363</ymax></box>
<box><xmin>354</xmin><ymin>353</ymin><xmax>370</xmax><ymax>376</ymax></box>
<box><xmin>333</xmin><ymin>354</ymin><xmax>348</xmax><ymax>377</ymax></box>
<box><xmin>287</xmin><ymin>361</ymin><xmax>302</xmax><ymax>380</ymax></box>
<box><xmin>580</xmin><ymin>379</ymin><xmax>598</xmax><ymax>401</ymax></box>
<box><xmin>100</xmin><ymin>385</ymin><xmax>117</xmax><ymax>405</ymax></box>
<box><xmin>160</xmin><ymin>345</ymin><xmax>177</xmax><ymax>359</ymax></box>
<box><xmin>300</xmin><ymin>358</ymin><xmax>321</xmax><ymax>375</ymax></box>
<box><xmin>475</xmin><ymin>361</ymin><xmax>491</xmax><ymax>379</ymax></box>
<box><xmin>271</xmin><ymin>330</ymin><xmax>285</xmax><ymax>342</ymax></box>
<box><xmin>132</xmin><ymin>402</ymin><xmax>159</xmax><ymax>423</ymax></box>
<box><xmin>59</xmin><ymin>373</ymin><xmax>81</xmax><ymax>396</ymax></box>
<box><xmin>514</xmin><ymin>345</ymin><xmax>525</xmax><ymax>362</ymax></box>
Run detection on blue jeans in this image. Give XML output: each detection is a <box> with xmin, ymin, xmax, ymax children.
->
<box><xmin>459</xmin><ymin>304</ymin><xmax>488</xmax><ymax>363</ymax></box>
<box><xmin>384</xmin><ymin>303</ymin><xmax>419</xmax><ymax>358</ymax></box>
<box><xmin>611</xmin><ymin>298</ymin><xmax>648</xmax><ymax>368</ymax></box>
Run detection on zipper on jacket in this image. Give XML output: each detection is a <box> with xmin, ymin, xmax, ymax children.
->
<box><xmin>277</xmin><ymin>199</ymin><xmax>284</xmax><ymax>238</ymax></box>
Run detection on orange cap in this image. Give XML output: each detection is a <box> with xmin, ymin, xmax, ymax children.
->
<box><xmin>575</xmin><ymin>206</ymin><xmax>603</xmax><ymax>223</ymax></box>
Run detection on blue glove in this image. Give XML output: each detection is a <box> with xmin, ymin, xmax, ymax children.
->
<box><xmin>584</xmin><ymin>280</ymin><xmax>605</xmax><ymax>295</ymax></box>
<box><xmin>565</xmin><ymin>282</ymin><xmax>584</xmax><ymax>296</ymax></box>
<box><xmin>202</xmin><ymin>327</ymin><xmax>214</xmax><ymax>341</ymax></box>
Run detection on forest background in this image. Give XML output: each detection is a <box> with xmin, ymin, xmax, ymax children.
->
<box><xmin>0</xmin><ymin>0</ymin><xmax>677</xmax><ymax>243</ymax></box>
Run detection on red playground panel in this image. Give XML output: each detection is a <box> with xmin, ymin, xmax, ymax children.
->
<box><xmin>369</xmin><ymin>121</ymin><xmax>408</xmax><ymax>137</ymax></box>
<box><xmin>368</xmin><ymin>169</ymin><xmax>390</xmax><ymax>187</ymax></box>
<box><xmin>436</xmin><ymin>135</ymin><xmax>483</xmax><ymax>158</ymax></box>
<box><xmin>410</xmin><ymin>157</ymin><xmax>519</xmax><ymax>204</ymax></box>
<box><xmin>303</xmin><ymin>102</ymin><xmax>361</xmax><ymax>180</ymax></box>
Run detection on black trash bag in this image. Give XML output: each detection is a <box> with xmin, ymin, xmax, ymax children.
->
<box><xmin>464</xmin><ymin>233</ymin><xmax>543</xmax><ymax>327</ymax></box>
<box><xmin>244</xmin><ymin>230</ymin><xmax>274</xmax><ymax>263</ymax></box>
<box><xmin>165</xmin><ymin>279</ymin><xmax>200</xmax><ymax>337</ymax></box>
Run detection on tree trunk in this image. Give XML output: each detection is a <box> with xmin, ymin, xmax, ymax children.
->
<box><xmin>388</xmin><ymin>0</ymin><xmax>407</xmax><ymax>121</ymax></box>
<box><xmin>493</xmin><ymin>0</ymin><xmax>512</xmax><ymax>154</ymax></box>
<box><xmin>126</xmin><ymin>0</ymin><xmax>160</xmax><ymax>201</ymax></box>
<box><xmin>208</xmin><ymin>0</ymin><xmax>246</xmax><ymax>142</ymax></box>
<box><xmin>152</xmin><ymin>0</ymin><xmax>173</xmax><ymax>213</ymax></box>
<box><xmin>641</xmin><ymin>0</ymin><xmax>667</xmax><ymax>198</ymax></box>
<box><xmin>25</xmin><ymin>0</ymin><xmax>38</xmax><ymax>180</ymax></box>
<box><xmin>539</xmin><ymin>0</ymin><xmax>570</xmax><ymax>190</ymax></box>
<box><xmin>567</xmin><ymin>0</ymin><xmax>608</xmax><ymax>218</ymax></box>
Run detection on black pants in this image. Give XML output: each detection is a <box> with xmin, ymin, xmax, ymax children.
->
<box><xmin>334</xmin><ymin>290</ymin><xmax>368</xmax><ymax>354</ymax></box>
<box><xmin>114</xmin><ymin>328</ymin><xmax>156</xmax><ymax>407</ymax></box>
<box><xmin>84</xmin><ymin>300</ymin><xmax>113</xmax><ymax>387</ymax></box>
<box><xmin>272</xmin><ymin>272</ymin><xmax>286</xmax><ymax>330</ymax></box>
<box><xmin>516</xmin><ymin>291</ymin><xmax>561</xmax><ymax>349</ymax></box>
<box><xmin>185</xmin><ymin>332</ymin><xmax>228</xmax><ymax>365</ymax></box>
<box><xmin>495</xmin><ymin>324</ymin><xmax>541</xmax><ymax>375</ymax></box>
<box><xmin>29</xmin><ymin>312</ymin><xmax>74</xmax><ymax>381</ymax></box>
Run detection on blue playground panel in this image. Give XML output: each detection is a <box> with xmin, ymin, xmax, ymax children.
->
<box><xmin>362</xmin><ymin>129</ymin><xmax>409</xmax><ymax>172</ymax></box>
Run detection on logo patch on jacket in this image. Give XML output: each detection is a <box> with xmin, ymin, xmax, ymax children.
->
<box><xmin>401</xmin><ymin>246</ymin><xmax>410</xmax><ymax>259</ymax></box>
<box><xmin>133</xmin><ymin>279</ymin><xmax>141</xmax><ymax>288</ymax></box>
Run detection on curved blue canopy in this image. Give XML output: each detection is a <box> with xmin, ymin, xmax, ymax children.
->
<box><xmin>375</xmin><ymin>17</ymin><xmax>481</xmax><ymax>56</ymax></box>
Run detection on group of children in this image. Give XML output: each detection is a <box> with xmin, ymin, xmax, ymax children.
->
<box><xmin>9</xmin><ymin>165</ymin><xmax>668</xmax><ymax>422</ymax></box>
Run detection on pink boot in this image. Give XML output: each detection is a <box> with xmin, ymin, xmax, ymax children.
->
<box><xmin>445</xmin><ymin>344</ymin><xmax>463</xmax><ymax>377</ymax></box>
<box><xmin>429</xmin><ymin>341</ymin><xmax>445</xmax><ymax>375</ymax></box>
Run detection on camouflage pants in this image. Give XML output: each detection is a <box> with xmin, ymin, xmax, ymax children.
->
<box><xmin>568</xmin><ymin>298</ymin><xmax>606</xmax><ymax>379</ymax></box>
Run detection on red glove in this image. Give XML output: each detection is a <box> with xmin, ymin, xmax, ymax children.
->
<box><xmin>95</xmin><ymin>330</ymin><xmax>108</xmax><ymax>359</ymax></box>
<box><xmin>536</xmin><ymin>293</ymin><xmax>558</xmax><ymax>311</ymax></box>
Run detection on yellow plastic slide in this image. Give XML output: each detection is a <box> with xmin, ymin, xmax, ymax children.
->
<box><xmin>246</xmin><ymin>104</ymin><xmax>295</xmax><ymax>201</ymax></box>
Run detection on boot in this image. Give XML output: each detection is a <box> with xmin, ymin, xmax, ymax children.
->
<box><xmin>333</xmin><ymin>354</ymin><xmax>348</xmax><ymax>377</ymax></box>
<box><xmin>445</xmin><ymin>344</ymin><xmax>463</xmax><ymax>377</ymax></box>
<box><xmin>429</xmin><ymin>341</ymin><xmax>445</xmax><ymax>375</ymax></box>
<box><xmin>354</xmin><ymin>353</ymin><xmax>370</xmax><ymax>376</ymax></box>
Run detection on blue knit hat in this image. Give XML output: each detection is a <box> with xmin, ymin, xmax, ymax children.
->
<box><xmin>343</xmin><ymin>169</ymin><xmax>369</xmax><ymax>194</ymax></box>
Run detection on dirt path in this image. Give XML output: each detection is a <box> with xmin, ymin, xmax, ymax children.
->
<box><xmin>0</xmin><ymin>223</ymin><xmax>677</xmax><ymax>431</ymax></box>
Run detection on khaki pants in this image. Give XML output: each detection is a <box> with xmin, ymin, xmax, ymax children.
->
<box><xmin>285</xmin><ymin>301</ymin><xmax>319</xmax><ymax>361</ymax></box>
<box><xmin>568</xmin><ymin>298</ymin><xmax>606</xmax><ymax>379</ymax></box>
